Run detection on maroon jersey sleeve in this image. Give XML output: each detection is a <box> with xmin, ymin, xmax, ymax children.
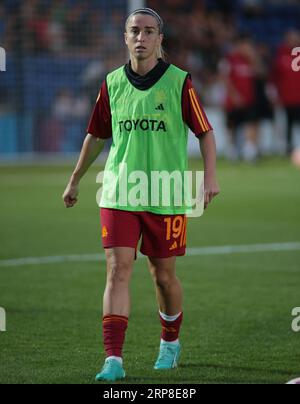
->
<box><xmin>182</xmin><ymin>77</ymin><xmax>213</xmax><ymax>138</ymax></box>
<box><xmin>87</xmin><ymin>80</ymin><xmax>112</xmax><ymax>139</ymax></box>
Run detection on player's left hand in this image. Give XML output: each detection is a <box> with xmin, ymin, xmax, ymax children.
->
<box><xmin>204</xmin><ymin>174</ymin><xmax>220</xmax><ymax>209</ymax></box>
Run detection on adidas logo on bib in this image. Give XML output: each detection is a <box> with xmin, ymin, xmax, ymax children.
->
<box><xmin>155</xmin><ymin>104</ymin><xmax>165</xmax><ymax>111</ymax></box>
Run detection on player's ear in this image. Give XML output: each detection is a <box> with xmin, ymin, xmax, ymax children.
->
<box><xmin>124</xmin><ymin>32</ymin><xmax>128</xmax><ymax>45</ymax></box>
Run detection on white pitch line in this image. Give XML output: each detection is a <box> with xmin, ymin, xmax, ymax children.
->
<box><xmin>186</xmin><ymin>242</ymin><xmax>300</xmax><ymax>256</ymax></box>
<box><xmin>0</xmin><ymin>254</ymin><xmax>106</xmax><ymax>268</ymax></box>
<box><xmin>0</xmin><ymin>242</ymin><xmax>300</xmax><ymax>268</ymax></box>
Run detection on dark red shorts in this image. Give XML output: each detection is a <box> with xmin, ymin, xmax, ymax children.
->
<box><xmin>100</xmin><ymin>208</ymin><xmax>187</xmax><ymax>259</ymax></box>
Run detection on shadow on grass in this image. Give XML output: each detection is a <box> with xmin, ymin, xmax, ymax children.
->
<box><xmin>180</xmin><ymin>362</ymin><xmax>296</xmax><ymax>376</ymax></box>
<box><xmin>93</xmin><ymin>362</ymin><xmax>297</xmax><ymax>384</ymax></box>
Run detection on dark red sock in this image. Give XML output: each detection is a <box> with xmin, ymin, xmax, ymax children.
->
<box><xmin>159</xmin><ymin>312</ymin><xmax>183</xmax><ymax>342</ymax></box>
<box><xmin>102</xmin><ymin>315</ymin><xmax>128</xmax><ymax>358</ymax></box>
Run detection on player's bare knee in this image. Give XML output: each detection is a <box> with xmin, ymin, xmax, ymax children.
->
<box><xmin>153</xmin><ymin>271</ymin><xmax>176</xmax><ymax>290</ymax></box>
<box><xmin>107</xmin><ymin>262</ymin><xmax>132</xmax><ymax>286</ymax></box>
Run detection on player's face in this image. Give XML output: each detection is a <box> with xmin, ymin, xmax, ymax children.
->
<box><xmin>125</xmin><ymin>14</ymin><xmax>163</xmax><ymax>62</ymax></box>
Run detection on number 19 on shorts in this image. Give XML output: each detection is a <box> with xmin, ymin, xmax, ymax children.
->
<box><xmin>164</xmin><ymin>216</ymin><xmax>187</xmax><ymax>248</ymax></box>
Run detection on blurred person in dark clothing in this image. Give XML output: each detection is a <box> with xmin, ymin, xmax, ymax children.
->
<box><xmin>272</xmin><ymin>29</ymin><xmax>300</xmax><ymax>155</ymax></box>
<box><xmin>255</xmin><ymin>43</ymin><xmax>274</xmax><ymax>119</ymax></box>
<box><xmin>254</xmin><ymin>42</ymin><xmax>275</xmax><ymax>147</ymax></box>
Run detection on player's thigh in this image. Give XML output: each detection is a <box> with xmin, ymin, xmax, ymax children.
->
<box><xmin>100</xmin><ymin>208</ymin><xmax>141</xmax><ymax>250</ymax></box>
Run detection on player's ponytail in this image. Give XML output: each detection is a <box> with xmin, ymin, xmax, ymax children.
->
<box><xmin>157</xmin><ymin>44</ymin><xmax>167</xmax><ymax>62</ymax></box>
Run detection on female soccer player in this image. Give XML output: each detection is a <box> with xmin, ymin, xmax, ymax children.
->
<box><xmin>63</xmin><ymin>7</ymin><xmax>220</xmax><ymax>382</ymax></box>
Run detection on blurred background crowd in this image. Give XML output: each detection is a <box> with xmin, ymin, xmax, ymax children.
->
<box><xmin>0</xmin><ymin>0</ymin><xmax>300</xmax><ymax>161</ymax></box>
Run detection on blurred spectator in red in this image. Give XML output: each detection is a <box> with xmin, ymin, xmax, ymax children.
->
<box><xmin>272</xmin><ymin>29</ymin><xmax>300</xmax><ymax>154</ymax></box>
<box><xmin>221</xmin><ymin>34</ymin><xmax>260</xmax><ymax>161</ymax></box>
<box><xmin>24</xmin><ymin>2</ymin><xmax>51</xmax><ymax>54</ymax></box>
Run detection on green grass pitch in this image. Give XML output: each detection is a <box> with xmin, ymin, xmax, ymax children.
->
<box><xmin>0</xmin><ymin>158</ymin><xmax>299</xmax><ymax>384</ymax></box>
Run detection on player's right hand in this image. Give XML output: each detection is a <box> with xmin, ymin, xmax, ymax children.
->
<box><xmin>62</xmin><ymin>183</ymin><xmax>79</xmax><ymax>208</ymax></box>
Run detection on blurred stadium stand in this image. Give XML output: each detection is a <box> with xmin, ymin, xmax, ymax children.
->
<box><xmin>0</xmin><ymin>0</ymin><xmax>299</xmax><ymax>159</ymax></box>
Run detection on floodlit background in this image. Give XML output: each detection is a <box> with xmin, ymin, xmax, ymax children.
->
<box><xmin>0</xmin><ymin>0</ymin><xmax>300</xmax><ymax>158</ymax></box>
<box><xmin>0</xmin><ymin>0</ymin><xmax>300</xmax><ymax>385</ymax></box>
